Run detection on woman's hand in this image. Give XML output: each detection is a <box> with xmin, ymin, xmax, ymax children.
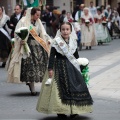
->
<box><xmin>20</xmin><ymin>40</ymin><xmax>26</xmax><ymax>45</ymax></box>
<box><xmin>50</xmin><ymin>20</ymin><xmax>52</xmax><ymax>24</ymax></box>
<box><xmin>89</xmin><ymin>22</ymin><xmax>92</xmax><ymax>25</ymax></box>
<box><xmin>48</xmin><ymin>70</ymin><xmax>54</xmax><ymax>78</ymax></box>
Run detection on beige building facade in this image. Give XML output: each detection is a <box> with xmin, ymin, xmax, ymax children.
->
<box><xmin>84</xmin><ymin>0</ymin><xmax>119</xmax><ymax>8</ymax></box>
<box><xmin>84</xmin><ymin>0</ymin><xmax>104</xmax><ymax>7</ymax></box>
<box><xmin>0</xmin><ymin>0</ymin><xmax>16</xmax><ymax>16</ymax></box>
<box><xmin>54</xmin><ymin>0</ymin><xmax>73</xmax><ymax>12</ymax></box>
<box><xmin>0</xmin><ymin>0</ymin><xmax>120</xmax><ymax>16</ymax></box>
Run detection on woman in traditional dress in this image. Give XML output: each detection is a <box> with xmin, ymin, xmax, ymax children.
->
<box><xmin>0</xmin><ymin>6</ymin><xmax>12</xmax><ymax>67</ymax></box>
<box><xmin>95</xmin><ymin>8</ymin><xmax>111</xmax><ymax>45</ymax></box>
<box><xmin>64</xmin><ymin>12</ymin><xmax>74</xmax><ymax>23</ymax></box>
<box><xmin>7</xmin><ymin>7</ymin><xmax>52</xmax><ymax>96</ymax></box>
<box><xmin>81</xmin><ymin>7</ymin><xmax>97</xmax><ymax>50</ymax></box>
<box><xmin>36</xmin><ymin>22</ymin><xmax>93</xmax><ymax>119</ymax></box>
<box><xmin>112</xmin><ymin>11</ymin><xmax>120</xmax><ymax>38</ymax></box>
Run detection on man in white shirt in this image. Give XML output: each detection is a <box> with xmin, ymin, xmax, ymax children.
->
<box><xmin>75</xmin><ymin>4</ymin><xmax>85</xmax><ymax>22</ymax></box>
<box><xmin>89</xmin><ymin>1</ymin><xmax>97</xmax><ymax>18</ymax></box>
<box><xmin>104</xmin><ymin>5</ymin><xmax>112</xmax><ymax>19</ymax></box>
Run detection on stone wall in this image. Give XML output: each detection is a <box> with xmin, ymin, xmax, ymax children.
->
<box><xmin>0</xmin><ymin>0</ymin><xmax>16</xmax><ymax>16</ymax></box>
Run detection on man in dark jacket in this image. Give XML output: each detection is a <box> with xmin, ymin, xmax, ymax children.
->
<box><xmin>59</xmin><ymin>10</ymin><xmax>66</xmax><ymax>23</ymax></box>
<box><xmin>43</xmin><ymin>8</ymin><xmax>56</xmax><ymax>38</ymax></box>
<box><xmin>10</xmin><ymin>5</ymin><xmax>22</xmax><ymax>38</ymax></box>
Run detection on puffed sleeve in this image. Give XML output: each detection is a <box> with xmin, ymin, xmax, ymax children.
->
<box><xmin>73</xmin><ymin>49</ymin><xmax>79</xmax><ymax>59</ymax></box>
<box><xmin>81</xmin><ymin>18</ymin><xmax>85</xmax><ymax>23</ymax></box>
<box><xmin>89</xmin><ymin>18</ymin><xmax>93</xmax><ymax>24</ymax></box>
<box><xmin>48</xmin><ymin>47</ymin><xmax>56</xmax><ymax>70</ymax></box>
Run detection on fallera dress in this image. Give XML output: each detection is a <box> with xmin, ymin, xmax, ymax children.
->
<box><xmin>0</xmin><ymin>14</ymin><xmax>11</xmax><ymax>62</ymax></box>
<box><xmin>36</xmin><ymin>36</ymin><xmax>93</xmax><ymax>114</ymax></box>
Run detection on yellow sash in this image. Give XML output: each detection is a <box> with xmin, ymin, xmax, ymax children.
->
<box><xmin>29</xmin><ymin>27</ymin><xmax>50</xmax><ymax>54</ymax></box>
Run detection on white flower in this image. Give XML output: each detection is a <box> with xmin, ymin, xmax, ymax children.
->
<box><xmin>15</xmin><ymin>27</ymin><xmax>28</xmax><ymax>33</ymax></box>
<box><xmin>77</xmin><ymin>58</ymin><xmax>89</xmax><ymax>66</ymax></box>
<box><xmin>85</xmin><ymin>19</ymin><xmax>90</xmax><ymax>23</ymax></box>
<box><xmin>102</xmin><ymin>21</ymin><xmax>107</xmax><ymax>24</ymax></box>
<box><xmin>106</xmin><ymin>19</ymin><xmax>108</xmax><ymax>22</ymax></box>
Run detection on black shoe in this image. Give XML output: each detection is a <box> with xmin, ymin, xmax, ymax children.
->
<box><xmin>1</xmin><ymin>62</ymin><xmax>6</xmax><ymax>68</ymax></box>
<box><xmin>89</xmin><ymin>46</ymin><xmax>91</xmax><ymax>50</ymax></box>
<box><xmin>57</xmin><ymin>114</ymin><xmax>67</xmax><ymax>119</ymax></box>
<box><xmin>86</xmin><ymin>46</ymin><xmax>88</xmax><ymax>50</ymax></box>
<box><xmin>70</xmin><ymin>114</ymin><xmax>79</xmax><ymax>119</ymax></box>
<box><xmin>31</xmin><ymin>92</ymin><xmax>38</xmax><ymax>96</ymax></box>
<box><xmin>26</xmin><ymin>83</ymin><xmax>32</xmax><ymax>92</ymax></box>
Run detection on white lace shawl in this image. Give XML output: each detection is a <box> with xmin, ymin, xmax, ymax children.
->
<box><xmin>52</xmin><ymin>23</ymin><xmax>77</xmax><ymax>55</ymax></box>
<box><xmin>0</xmin><ymin>14</ymin><xmax>10</xmax><ymax>28</ymax></box>
<box><xmin>82</xmin><ymin>7</ymin><xmax>95</xmax><ymax>23</ymax></box>
<box><xmin>95</xmin><ymin>14</ymin><xmax>103</xmax><ymax>20</ymax></box>
<box><xmin>64</xmin><ymin>15</ymin><xmax>74</xmax><ymax>22</ymax></box>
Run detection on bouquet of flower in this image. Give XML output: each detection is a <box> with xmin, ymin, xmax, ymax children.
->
<box><xmin>77</xmin><ymin>58</ymin><xmax>90</xmax><ymax>84</ymax></box>
<box><xmin>15</xmin><ymin>27</ymin><xmax>30</xmax><ymax>59</ymax></box>
<box><xmin>85</xmin><ymin>19</ymin><xmax>90</xmax><ymax>31</ymax></box>
<box><xmin>102</xmin><ymin>21</ymin><xmax>107</xmax><ymax>26</ymax></box>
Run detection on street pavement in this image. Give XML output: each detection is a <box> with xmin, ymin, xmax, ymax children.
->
<box><xmin>0</xmin><ymin>39</ymin><xmax>120</xmax><ymax>120</ymax></box>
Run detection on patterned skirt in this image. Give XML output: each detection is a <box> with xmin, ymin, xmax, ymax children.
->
<box><xmin>36</xmin><ymin>58</ymin><xmax>93</xmax><ymax>114</ymax></box>
<box><xmin>20</xmin><ymin>37</ymin><xmax>48</xmax><ymax>83</ymax></box>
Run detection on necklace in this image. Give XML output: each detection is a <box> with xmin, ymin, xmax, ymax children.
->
<box><xmin>64</xmin><ymin>38</ymin><xmax>69</xmax><ymax>44</ymax></box>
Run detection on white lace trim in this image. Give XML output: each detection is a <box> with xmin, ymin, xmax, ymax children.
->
<box><xmin>52</xmin><ymin>36</ymin><xmax>77</xmax><ymax>56</ymax></box>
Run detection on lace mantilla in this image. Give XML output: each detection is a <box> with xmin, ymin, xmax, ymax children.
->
<box><xmin>52</xmin><ymin>36</ymin><xmax>77</xmax><ymax>56</ymax></box>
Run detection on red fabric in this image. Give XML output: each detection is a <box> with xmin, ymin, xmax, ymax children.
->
<box><xmin>68</xmin><ymin>19</ymin><xmax>73</xmax><ymax>23</ymax></box>
<box><xmin>81</xmin><ymin>18</ymin><xmax>93</xmax><ymax>24</ymax></box>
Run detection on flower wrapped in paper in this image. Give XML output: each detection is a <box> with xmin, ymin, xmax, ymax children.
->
<box><xmin>15</xmin><ymin>27</ymin><xmax>31</xmax><ymax>59</ymax></box>
<box><xmin>85</xmin><ymin>19</ymin><xmax>90</xmax><ymax>31</ymax></box>
<box><xmin>77</xmin><ymin>58</ymin><xmax>90</xmax><ymax>84</ymax></box>
<box><xmin>11</xmin><ymin>38</ymin><xmax>16</xmax><ymax>54</ymax></box>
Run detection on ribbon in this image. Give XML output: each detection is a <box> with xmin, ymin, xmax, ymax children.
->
<box><xmin>81</xmin><ymin>66</ymin><xmax>90</xmax><ymax>85</ymax></box>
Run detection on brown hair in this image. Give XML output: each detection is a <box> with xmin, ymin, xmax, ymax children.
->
<box><xmin>15</xmin><ymin>4</ymin><xmax>22</xmax><ymax>9</ymax></box>
<box><xmin>60</xmin><ymin>22</ymin><xmax>72</xmax><ymax>31</ymax></box>
<box><xmin>90</xmin><ymin>1</ymin><xmax>93</xmax><ymax>3</ymax></box>
<box><xmin>31</xmin><ymin>7</ymin><xmax>41</xmax><ymax>15</ymax></box>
